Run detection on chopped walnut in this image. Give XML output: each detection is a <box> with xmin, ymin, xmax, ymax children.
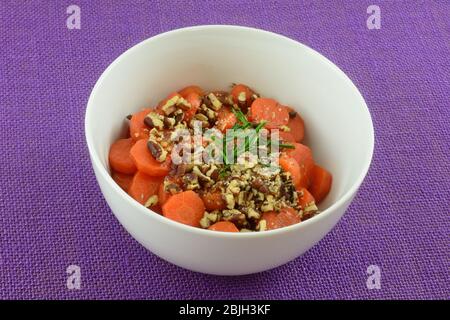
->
<box><xmin>199</xmin><ymin>211</ymin><xmax>219</xmax><ymax>228</ymax></box>
<box><xmin>227</xmin><ymin>179</ymin><xmax>241</xmax><ymax>194</ymax></box>
<box><xmin>207</xmin><ymin>93</ymin><xmax>223</xmax><ymax>110</ymax></box>
<box><xmin>247</xmin><ymin>207</ymin><xmax>260</xmax><ymax>220</ymax></box>
<box><xmin>176</xmin><ymin>97</ymin><xmax>191</xmax><ymax>111</ymax></box>
<box><xmin>257</xmin><ymin>219</ymin><xmax>267</xmax><ymax>231</ymax></box>
<box><xmin>160</xmin><ymin>95</ymin><xmax>180</xmax><ymax>115</ymax></box>
<box><xmin>183</xmin><ymin>173</ymin><xmax>200</xmax><ymax>190</ymax></box>
<box><xmin>237</xmin><ymin>91</ymin><xmax>246</xmax><ymax>103</ymax></box>
<box><xmin>147</xmin><ymin>139</ymin><xmax>167</xmax><ymax>162</ymax></box>
<box><xmin>144</xmin><ymin>195</ymin><xmax>158</xmax><ymax>208</ymax></box>
<box><xmin>222</xmin><ymin>209</ymin><xmax>247</xmax><ymax>227</ymax></box>
<box><xmin>223</xmin><ymin>193</ymin><xmax>235</xmax><ymax>209</ymax></box>
<box><xmin>144</xmin><ymin>112</ymin><xmax>165</xmax><ymax>130</ymax></box>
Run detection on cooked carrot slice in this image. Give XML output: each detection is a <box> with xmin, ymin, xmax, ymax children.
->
<box><xmin>216</xmin><ymin>107</ymin><xmax>237</xmax><ymax>132</ymax></box>
<box><xmin>179</xmin><ymin>85</ymin><xmax>204</xmax><ymax>97</ymax></box>
<box><xmin>297</xmin><ymin>188</ymin><xmax>315</xmax><ymax>209</ymax></box>
<box><xmin>208</xmin><ymin>221</ymin><xmax>239</xmax><ymax>232</ymax></box>
<box><xmin>128</xmin><ymin>171</ymin><xmax>163</xmax><ymax>205</ymax></box>
<box><xmin>201</xmin><ymin>191</ymin><xmax>226</xmax><ymax>211</ymax></box>
<box><xmin>231</xmin><ymin>84</ymin><xmax>254</xmax><ymax>104</ymax></box>
<box><xmin>276</xmin><ymin>207</ymin><xmax>301</xmax><ymax>228</ymax></box>
<box><xmin>286</xmin><ymin>143</ymin><xmax>314</xmax><ymax>188</ymax></box>
<box><xmin>184</xmin><ymin>92</ymin><xmax>201</xmax><ymax>122</ymax></box>
<box><xmin>261</xmin><ymin>212</ymin><xmax>278</xmax><ymax>230</ymax></box>
<box><xmin>309</xmin><ymin>165</ymin><xmax>332</xmax><ymax>203</ymax></box>
<box><xmin>285</xmin><ymin>107</ymin><xmax>305</xmax><ymax>142</ymax></box>
<box><xmin>129</xmin><ymin>139</ymin><xmax>171</xmax><ymax>176</ymax></box>
<box><xmin>162</xmin><ymin>191</ymin><xmax>205</xmax><ymax>227</ymax></box>
<box><xmin>248</xmin><ymin>98</ymin><xmax>289</xmax><ymax>129</ymax></box>
<box><xmin>286</xmin><ymin>143</ymin><xmax>313</xmax><ymax>167</ymax></box>
<box><xmin>111</xmin><ymin>171</ymin><xmax>133</xmax><ymax>192</ymax></box>
<box><xmin>109</xmin><ymin>138</ymin><xmax>137</xmax><ymax>174</ymax></box>
<box><xmin>279</xmin><ymin>154</ymin><xmax>301</xmax><ymax>188</ymax></box>
<box><xmin>129</xmin><ymin>108</ymin><xmax>152</xmax><ymax>141</ymax></box>
<box><xmin>278</xmin><ymin>131</ymin><xmax>296</xmax><ymax>143</ymax></box>
<box><xmin>262</xmin><ymin>208</ymin><xmax>300</xmax><ymax>230</ymax></box>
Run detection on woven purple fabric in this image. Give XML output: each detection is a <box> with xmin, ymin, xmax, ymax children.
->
<box><xmin>0</xmin><ymin>0</ymin><xmax>448</xmax><ymax>300</ymax></box>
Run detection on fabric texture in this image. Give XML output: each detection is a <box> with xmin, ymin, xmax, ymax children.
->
<box><xmin>0</xmin><ymin>0</ymin><xmax>448</xmax><ymax>299</ymax></box>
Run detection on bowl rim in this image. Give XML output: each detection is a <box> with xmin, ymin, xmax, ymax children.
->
<box><xmin>85</xmin><ymin>24</ymin><xmax>375</xmax><ymax>239</ymax></box>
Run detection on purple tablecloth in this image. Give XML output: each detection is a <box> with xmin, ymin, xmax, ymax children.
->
<box><xmin>0</xmin><ymin>0</ymin><xmax>448</xmax><ymax>300</ymax></box>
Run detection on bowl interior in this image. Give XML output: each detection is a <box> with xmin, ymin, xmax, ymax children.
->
<box><xmin>86</xmin><ymin>26</ymin><xmax>373</xmax><ymax>212</ymax></box>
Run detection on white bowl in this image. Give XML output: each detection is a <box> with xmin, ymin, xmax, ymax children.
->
<box><xmin>85</xmin><ymin>25</ymin><xmax>374</xmax><ymax>275</ymax></box>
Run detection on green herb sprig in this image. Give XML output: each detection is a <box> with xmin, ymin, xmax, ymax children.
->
<box><xmin>216</xmin><ymin>108</ymin><xmax>294</xmax><ymax>177</ymax></box>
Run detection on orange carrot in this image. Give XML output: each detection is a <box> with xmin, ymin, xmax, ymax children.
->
<box><xmin>201</xmin><ymin>191</ymin><xmax>226</xmax><ymax>211</ymax></box>
<box><xmin>109</xmin><ymin>138</ymin><xmax>137</xmax><ymax>174</ymax></box>
<box><xmin>262</xmin><ymin>208</ymin><xmax>300</xmax><ymax>230</ymax></box>
<box><xmin>285</xmin><ymin>107</ymin><xmax>305</xmax><ymax>142</ymax></box>
<box><xmin>262</xmin><ymin>212</ymin><xmax>278</xmax><ymax>230</ymax></box>
<box><xmin>309</xmin><ymin>165</ymin><xmax>332</xmax><ymax>203</ymax></box>
<box><xmin>179</xmin><ymin>85</ymin><xmax>204</xmax><ymax>97</ymax></box>
<box><xmin>297</xmin><ymin>188</ymin><xmax>315</xmax><ymax>209</ymax></box>
<box><xmin>279</xmin><ymin>154</ymin><xmax>301</xmax><ymax>188</ymax></box>
<box><xmin>216</xmin><ymin>107</ymin><xmax>237</xmax><ymax>132</ymax></box>
<box><xmin>111</xmin><ymin>171</ymin><xmax>133</xmax><ymax>192</ymax></box>
<box><xmin>128</xmin><ymin>171</ymin><xmax>163</xmax><ymax>205</ymax></box>
<box><xmin>298</xmin><ymin>188</ymin><xmax>315</xmax><ymax>208</ymax></box>
<box><xmin>208</xmin><ymin>221</ymin><xmax>239</xmax><ymax>232</ymax></box>
<box><xmin>278</xmin><ymin>131</ymin><xmax>296</xmax><ymax>143</ymax></box>
<box><xmin>231</xmin><ymin>84</ymin><xmax>254</xmax><ymax>104</ymax></box>
<box><xmin>129</xmin><ymin>139</ymin><xmax>171</xmax><ymax>176</ymax></box>
<box><xmin>248</xmin><ymin>98</ymin><xmax>289</xmax><ymax>129</ymax></box>
<box><xmin>162</xmin><ymin>191</ymin><xmax>205</xmax><ymax>227</ymax></box>
<box><xmin>184</xmin><ymin>92</ymin><xmax>202</xmax><ymax>122</ymax></box>
<box><xmin>286</xmin><ymin>143</ymin><xmax>313</xmax><ymax>167</ymax></box>
<box><xmin>286</xmin><ymin>143</ymin><xmax>314</xmax><ymax>188</ymax></box>
<box><xmin>276</xmin><ymin>207</ymin><xmax>301</xmax><ymax>228</ymax></box>
<box><xmin>129</xmin><ymin>108</ymin><xmax>152</xmax><ymax>141</ymax></box>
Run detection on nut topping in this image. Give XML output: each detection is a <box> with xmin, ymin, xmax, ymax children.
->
<box><xmin>147</xmin><ymin>139</ymin><xmax>167</xmax><ymax>162</ymax></box>
<box><xmin>144</xmin><ymin>112</ymin><xmax>164</xmax><ymax>130</ymax></box>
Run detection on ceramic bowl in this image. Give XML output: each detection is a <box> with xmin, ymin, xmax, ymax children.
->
<box><xmin>85</xmin><ymin>25</ymin><xmax>374</xmax><ymax>275</ymax></box>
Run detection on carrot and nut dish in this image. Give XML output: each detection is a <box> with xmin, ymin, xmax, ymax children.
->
<box><xmin>109</xmin><ymin>84</ymin><xmax>332</xmax><ymax>232</ymax></box>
